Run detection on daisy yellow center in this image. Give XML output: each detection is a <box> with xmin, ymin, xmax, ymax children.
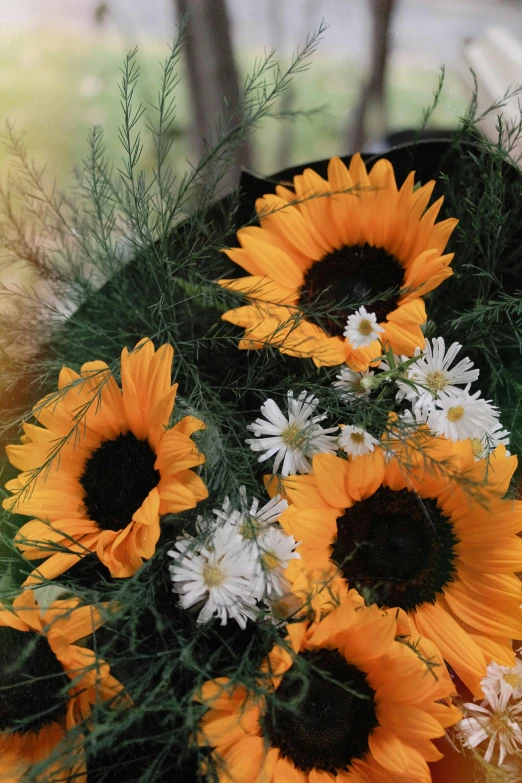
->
<box><xmin>350</xmin><ymin>432</ymin><xmax>365</xmax><ymax>444</ymax></box>
<box><xmin>261</xmin><ymin>551</ymin><xmax>280</xmax><ymax>572</ymax></box>
<box><xmin>298</xmin><ymin>244</ymin><xmax>404</xmax><ymax>338</ymax></box>
<box><xmin>425</xmin><ymin>369</ymin><xmax>448</xmax><ymax>393</ymax></box>
<box><xmin>281</xmin><ymin>423</ymin><xmax>303</xmax><ymax>448</ymax></box>
<box><xmin>488</xmin><ymin>713</ymin><xmax>512</xmax><ymax>738</ymax></box>
<box><xmin>270</xmin><ymin>598</ymin><xmax>290</xmax><ymax>620</ymax></box>
<box><xmin>239</xmin><ymin>516</ymin><xmax>262</xmax><ymax>540</ymax></box>
<box><xmin>470</xmin><ymin>437</ymin><xmax>483</xmax><ymax>457</ymax></box>
<box><xmin>447</xmin><ymin>405</ymin><xmax>465</xmax><ymax>422</ymax></box>
<box><xmin>0</xmin><ymin>626</ymin><xmax>69</xmax><ymax>732</ymax></box>
<box><xmin>503</xmin><ymin>672</ymin><xmax>521</xmax><ymax>687</ymax></box>
<box><xmin>263</xmin><ymin>648</ymin><xmax>378</xmax><ymax>773</ymax></box>
<box><xmin>202</xmin><ymin>564</ymin><xmax>226</xmax><ymax>589</ymax></box>
<box><xmin>357</xmin><ymin>319</ymin><xmax>374</xmax><ymax>336</ymax></box>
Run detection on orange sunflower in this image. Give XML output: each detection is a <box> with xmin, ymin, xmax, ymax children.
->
<box><xmin>3</xmin><ymin>338</ymin><xmax>208</xmax><ymax>582</ymax></box>
<box><xmin>0</xmin><ymin>589</ymin><xmax>127</xmax><ymax>782</ymax></box>
<box><xmin>276</xmin><ymin>437</ymin><xmax>522</xmax><ymax>698</ymax></box>
<box><xmin>196</xmin><ymin>593</ymin><xmax>461</xmax><ymax>782</ymax></box>
<box><xmin>219</xmin><ymin>154</ymin><xmax>457</xmax><ymax>369</ymax></box>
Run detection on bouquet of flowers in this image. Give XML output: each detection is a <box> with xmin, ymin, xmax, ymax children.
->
<box><xmin>1</xmin><ymin>29</ymin><xmax>522</xmax><ymax>783</ymax></box>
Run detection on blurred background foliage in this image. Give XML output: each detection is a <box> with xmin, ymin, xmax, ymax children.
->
<box><xmin>3</xmin><ymin>0</ymin><xmax>521</xmax><ymax>296</ymax></box>
<box><xmin>1</xmin><ymin>0</ymin><xmax>492</xmax><ymax>190</ymax></box>
<box><xmin>1</xmin><ymin>0</ymin><xmax>521</xmax><ymax>375</ymax></box>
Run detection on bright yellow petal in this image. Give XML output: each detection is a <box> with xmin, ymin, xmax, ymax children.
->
<box><xmin>281</xmin><ymin>474</ymin><xmax>332</xmax><ymax>511</ymax></box>
<box><xmin>271</xmin><ymin>755</ymin><xmax>307</xmax><ymax>783</ymax></box>
<box><xmin>368</xmin><ymin>727</ymin><xmax>409</xmax><ymax>775</ymax></box>
<box><xmin>148</xmin><ymin>384</ymin><xmax>178</xmax><ymax>452</ymax></box>
<box><xmin>412</xmin><ymin>599</ymin><xmax>486</xmax><ymax>696</ymax></box>
<box><xmin>131</xmin><ymin>487</ymin><xmax>161</xmax><ymax>560</ymax></box>
<box><xmin>280</xmin><ymin>508</ymin><xmax>338</xmax><ymax>549</ymax></box>
<box><xmin>376</xmin><ymin>702</ymin><xmax>445</xmax><ymax>741</ymax></box>
<box><xmin>313</xmin><ymin>453</ymin><xmax>352</xmax><ymax>508</ymax></box>
<box><xmin>456</xmin><ymin>536</ymin><xmax>522</xmax><ymax>572</ymax></box>
<box><xmin>220</xmin><ymin>735</ymin><xmax>265</xmax><ymax>782</ymax></box>
<box><xmin>443</xmin><ymin>580</ymin><xmax>522</xmax><ymax>639</ymax></box>
<box><xmin>23</xmin><ymin>548</ymin><xmax>91</xmax><ymax>586</ymax></box>
<box><xmin>158</xmin><ymin>471</ymin><xmax>208</xmax><ymax>514</ymax></box>
<box><xmin>346</xmin><ymin>450</ymin><xmax>385</xmax><ymax>502</ymax></box>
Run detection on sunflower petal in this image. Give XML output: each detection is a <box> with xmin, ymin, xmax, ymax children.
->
<box><xmin>313</xmin><ymin>453</ymin><xmax>352</xmax><ymax>508</ymax></box>
<box><xmin>368</xmin><ymin>726</ymin><xmax>409</xmax><ymax>775</ymax></box>
<box><xmin>413</xmin><ymin>599</ymin><xmax>486</xmax><ymax>696</ymax></box>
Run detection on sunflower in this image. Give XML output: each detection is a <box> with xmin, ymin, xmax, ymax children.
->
<box><xmin>219</xmin><ymin>155</ymin><xmax>457</xmax><ymax>369</ymax></box>
<box><xmin>196</xmin><ymin>593</ymin><xmax>461</xmax><ymax>782</ymax></box>
<box><xmin>3</xmin><ymin>338</ymin><xmax>208</xmax><ymax>582</ymax></box>
<box><xmin>0</xmin><ymin>589</ymin><xmax>127</xmax><ymax>782</ymax></box>
<box><xmin>277</xmin><ymin>436</ymin><xmax>522</xmax><ymax>697</ymax></box>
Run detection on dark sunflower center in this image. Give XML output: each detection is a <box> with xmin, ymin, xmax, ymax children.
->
<box><xmin>331</xmin><ymin>486</ymin><xmax>459</xmax><ymax>612</ymax></box>
<box><xmin>0</xmin><ymin>627</ymin><xmax>69</xmax><ymax>733</ymax></box>
<box><xmin>298</xmin><ymin>244</ymin><xmax>404</xmax><ymax>337</ymax></box>
<box><xmin>79</xmin><ymin>432</ymin><xmax>160</xmax><ymax>531</ymax></box>
<box><xmin>262</xmin><ymin>648</ymin><xmax>378</xmax><ymax>773</ymax></box>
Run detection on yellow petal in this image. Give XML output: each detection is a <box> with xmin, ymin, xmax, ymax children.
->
<box><xmin>282</xmin><ymin>508</ymin><xmax>338</xmax><ymax>549</ymax></box>
<box><xmin>313</xmin><ymin>453</ymin><xmax>352</xmax><ymax>508</ymax></box>
<box><xmin>413</xmin><ymin>599</ymin><xmax>486</xmax><ymax>696</ymax></box>
<box><xmin>377</xmin><ymin>702</ymin><xmax>445</xmax><ymax>740</ymax></box>
<box><xmin>368</xmin><ymin>726</ymin><xmax>409</xmax><ymax>775</ymax></box>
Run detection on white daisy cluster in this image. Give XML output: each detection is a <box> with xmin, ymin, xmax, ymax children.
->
<box><xmin>387</xmin><ymin>337</ymin><xmax>509</xmax><ymax>459</ymax></box>
<box><xmin>458</xmin><ymin>657</ymin><xmax>522</xmax><ymax>767</ymax></box>
<box><xmin>246</xmin><ymin>390</ymin><xmax>339</xmax><ymax>476</ymax></box>
<box><xmin>167</xmin><ymin>489</ymin><xmax>300</xmax><ymax>628</ymax></box>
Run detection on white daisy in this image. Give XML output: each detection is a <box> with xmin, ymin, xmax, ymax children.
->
<box><xmin>400</xmin><ymin>405</ymin><xmax>429</xmax><ymax>427</ymax></box>
<box><xmin>482</xmin><ymin>659</ymin><xmax>522</xmax><ymax>702</ymax></box>
<box><xmin>469</xmin><ymin>424</ymin><xmax>511</xmax><ymax>461</ymax></box>
<box><xmin>404</xmin><ymin>337</ymin><xmax>479</xmax><ymax>408</ymax></box>
<box><xmin>333</xmin><ymin>367</ymin><xmax>375</xmax><ymax>399</ymax></box>
<box><xmin>242</xmin><ymin>489</ymin><xmax>288</xmax><ymax>526</ymax></box>
<box><xmin>263</xmin><ymin>591</ymin><xmax>303</xmax><ymax>626</ymax></box>
<box><xmin>338</xmin><ymin>425</ymin><xmax>379</xmax><ymax>457</ymax></box>
<box><xmin>458</xmin><ymin>689</ymin><xmax>522</xmax><ymax>765</ymax></box>
<box><xmin>246</xmin><ymin>390</ymin><xmax>339</xmax><ymax>476</ymax></box>
<box><xmin>194</xmin><ymin>511</ymin><xmax>222</xmax><ymax>536</ymax></box>
<box><xmin>167</xmin><ymin>523</ymin><xmax>260</xmax><ymax>629</ymax></box>
<box><xmin>255</xmin><ymin>525</ymin><xmax>300</xmax><ymax>598</ymax></box>
<box><xmin>343</xmin><ymin>306</ymin><xmax>384</xmax><ymax>349</ymax></box>
<box><xmin>427</xmin><ymin>385</ymin><xmax>500</xmax><ymax>441</ymax></box>
<box><xmin>214</xmin><ymin>487</ymin><xmax>288</xmax><ymax>541</ymax></box>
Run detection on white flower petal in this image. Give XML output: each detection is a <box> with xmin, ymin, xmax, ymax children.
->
<box><xmin>427</xmin><ymin>385</ymin><xmax>500</xmax><ymax>441</ymax></box>
<box><xmin>343</xmin><ymin>306</ymin><xmax>384</xmax><ymax>349</ymax></box>
<box><xmin>338</xmin><ymin>425</ymin><xmax>379</xmax><ymax>457</ymax></box>
<box><xmin>246</xmin><ymin>390</ymin><xmax>338</xmax><ymax>476</ymax></box>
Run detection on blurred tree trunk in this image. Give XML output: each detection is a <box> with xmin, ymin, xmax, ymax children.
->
<box><xmin>268</xmin><ymin>0</ymin><xmax>295</xmax><ymax>172</ymax></box>
<box><xmin>176</xmin><ymin>0</ymin><xmax>252</xmax><ymax>191</ymax></box>
<box><xmin>268</xmin><ymin>0</ymin><xmax>315</xmax><ymax>172</ymax></box>
<box><xmin>346</xmin><ymin>0</ymin><xmax>398</xmax><ymax>151</ymax></box>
